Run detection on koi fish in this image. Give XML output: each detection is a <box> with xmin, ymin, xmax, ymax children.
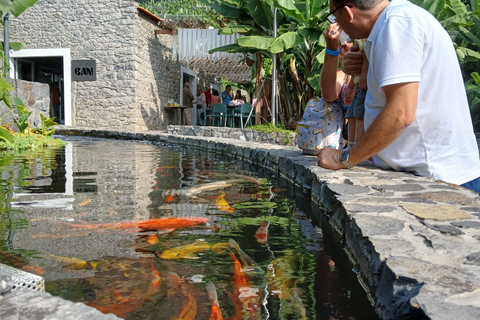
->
<box><xmin>167</xmin><ymin>272</ymin><xmax>197</xmax><ymax>320</ymax></box>
<box><xmin>165</xmin><ymin>194</ymin><xmax>175</xmax><ymax>203</ymax></box>
<box><xmin>267</xmin><ymin>251</ymin><xmax>307</xmax><ymax>319</ymax></box>
<box><xmin>85</xmin><ymin>257</ymin><xmax>160</xmax><ymax>318</ymax></box>
<box><xmin>0</xmin><ymin>252</ymin><xmax>45</xmax><ymax>275</ymax></box>
<box><xmin>228</xmin><ymin>239</ymin><xmax>264</xmax><ymax>281</ymax></box>
<box><xmin>145</xmin><ymin>264</ymin><xmax>162</xmax><ymax>297</ymax></box>
<box><xmin>254</xmin><ymin>221</ymin><xmax>270</xmax><ymax>244</ymax></box>
<box><xmin>22</xmin><ymin>265</ymin><xmax>45</xmax><ymax>275</ymax></box>
<box><xmin>147</xmin><ymin>235</ymin><xmax>159</xmax><ymax>245</ymax></box>
<box><xmin>228</xmin><ymin>250</ymin><xmax>262</xmax><ymax>320</ymax></box>
<box><xmin>215</xmin><ymin>191</ymin><xmax>235</xmax><ymax>213</ymax></box>
<box><xmin>49</xmin><ymin>254</ymin><xmax>89</xmax><ymax>270</ymax></box>
<box><xmin>159</xmin><ymin>241</ymin><xmax>229</xmax><ymax>260</ymax></box>
<box><xmin>206</xmin><ymin>282</ymin><xmax>224</xmax><ymax>320</ymax></box>
<box><xmin>63</xmin><ymin>217</ymin><xmax>209</xmax><ymax>231</ymax></box>
<box><xmin>79</xmin><ymin>198</ymin><xmax>92</xmax><ymax>206</ymax></box>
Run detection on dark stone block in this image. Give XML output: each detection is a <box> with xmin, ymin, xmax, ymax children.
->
<box><xmin>428</xmin><ymin>224</ymin><xmax>465</xmax><ymax>236</ymax></box>
<box><xmin>451</xmin><ymin>221</ymin><xmax>480</xmax><ymax>230</ymax></box>
<box><xmin>465</xmin><ymin>252</ymin><xmax>480</xmax><ymax>266</ymax></box>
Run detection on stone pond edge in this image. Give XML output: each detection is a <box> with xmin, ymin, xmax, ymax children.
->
<box><xmin>2</xmin><ymin>126</ymin><xmax>479</xmax><ymax>320</ymax></box>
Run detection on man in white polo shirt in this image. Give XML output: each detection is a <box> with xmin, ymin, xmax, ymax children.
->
<box><xmin>317</xmin><ymin>0</ymin><xmax>480</xmax><ymax>193</ymax></box>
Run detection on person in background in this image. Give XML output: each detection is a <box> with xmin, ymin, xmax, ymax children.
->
<box><xmin>232</xmin><ymin>90</ymin><xmax>245</xmax><ymax>106</ymax></box>
<box><xmin>182</xmin><ymin>82</ymin><xmax>195</xmax><ymax>125</ymax></box>
<box><xmin>344</xmin><ymin>43</ymin><xmax>368</xmax><ymax>147</ymax></box>
<box><xmin>221</xmin><ymin>85</ymin><xmax>233</xmax><ymax>105</ymax></box>
<box><xmin>52</xmin><ymin>82</ymin><xmax>61</xmax><ymax>122</ymax></box>
<box><xmin>211</xmin><ymin>89</ymin><xmax>221</xmax><ymax>105</ymax></box>
<box><xmin>317</xmin><ymin>0</ymin><xmax>480</xmax><ymax>193</ymax></box>
<box><xmin>196</xmin><ymin>87</ymin><xmax>206</xmax><ymax>126</ymax></box>
<box><xmin>320</xmin><ymin>25</ymin><xmax>352</xmax><ymax>109</ymax></box>
<box><xmin>204</xmin><ymin>86</ymin><xmax>212</xmax><ymax>108</ymax></box>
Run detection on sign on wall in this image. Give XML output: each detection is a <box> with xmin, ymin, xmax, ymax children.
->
<box><xmin>72</xmin><ymin>60</ymin><xmax>96</xmax><ymax>81</ymax></box>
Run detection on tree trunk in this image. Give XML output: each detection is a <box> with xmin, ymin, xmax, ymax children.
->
<box><xmin>255</xmin><ymin>52</ymin><xmax>263</xmax><ymax>125</ymax></box>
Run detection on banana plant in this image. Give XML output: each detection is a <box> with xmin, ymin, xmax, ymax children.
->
<box><xmin>0</xmin><ymin>0</ymin><xmax>38</xmax><ymax>18</ymax></box>
<box><xmin>204</xmin><ymin>0</ymin><xmax>330</xmax><ymax>122</ymax></box>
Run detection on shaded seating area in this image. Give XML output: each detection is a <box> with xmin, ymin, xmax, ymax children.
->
<box><xmin>205</xmin><ymin>103</ymin><xmax>231</xmax><ymax>127</ymax></box>
<box><xmin>232</xmin><ymin>103</ymin><xmax>254</xmax><ymax>128</ymax></box>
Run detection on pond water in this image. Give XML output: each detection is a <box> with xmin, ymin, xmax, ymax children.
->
<box><xmin>0</xmin><ymin>136</ymin><xmax>378</xmax><ymax>320</ymax></box>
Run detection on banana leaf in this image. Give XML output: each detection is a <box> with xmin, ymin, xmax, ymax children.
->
<box><xmin>269</xmin><ymin>32</ymin><xmax>303</xmax><ymax>53</ymax></box>
<box><xmin>0</xmin><ymin>0</ymin><xmax>37</xmax><ymax>18</ymax></box>
<box><xmin>238</xmin><ymin>35</ymin><xmax>275</xmax><ymax>50</ymax></box>
<box><xmin>219</xmin><ymin>25</ymin><xmax>256</xmax><ymax>35</ymax></box>
<box><xmin>200</xmin><ymin>0</ymin><xmax>243</xmax><ymax>18</ymax></box>
<box><xmin>247</xmin><ymin>0</ymin><xmax>275</xmax><ymax>32</ymax></box>
<box><xmin>449</xmin><ymin>0</ymin><xmax>468</xmax><ymax>14</ymax></box>
<box><xmin>208</xmin><ymin>42</ymin><xmax>261</xmax><ymax>54</ymax></box>
<box><xmin>0</xmin><ymin>126</ymin><xmax>14</xmax><ymax>144</ymax></box>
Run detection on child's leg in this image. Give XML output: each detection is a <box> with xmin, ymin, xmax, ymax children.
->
<box><xmin>348</xmin><ymin>118</ymin><xmax>357</xmax><ymax>143</ymax></box>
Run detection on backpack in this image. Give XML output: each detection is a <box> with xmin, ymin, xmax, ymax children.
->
<box><xmin>296</xmin><ymin>97</ymin><xmax>346</xmax><ymax>155</ymax></box>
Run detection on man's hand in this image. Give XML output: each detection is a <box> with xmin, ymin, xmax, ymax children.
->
<box><xmin>342</xmin><ymin>45</ymin><xmax>364</xmax><ymax>76</ymax></box>
<box><xmin>317</xmin><ymin>147</ymin><xmax>346</xmax><ymax>170</ymax></box>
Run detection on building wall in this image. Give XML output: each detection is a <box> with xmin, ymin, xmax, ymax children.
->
<box><xmin>134</xmin><ymin>11</ymin><xmax>183</xmax><ymax>130</ymax></box>
<box><xmin>9</xmin><ymin>0</ymin><xmax>138</xmax><ymax>129</ymax></box>
<box><xmin>7</xmin><ymin>0</ymin><xmax>219</xmax><ymax>130</ymax></box>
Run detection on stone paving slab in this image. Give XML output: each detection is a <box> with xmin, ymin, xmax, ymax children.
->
<box><xmin>5</xmin><ymin>125</ymin><xmax>479</xmax><ymax>320</ymax></box>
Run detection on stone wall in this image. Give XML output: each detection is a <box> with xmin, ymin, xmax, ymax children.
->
<box><xmin>7</xmin><ymin>1</ymin><xmax>219</xmax><ymax>130</ymax></box>
<box><xmin>134</xmin><ymin>11</ymin><xmax>181</xmax><ymax>130</ymax></box>
<box><xmin>134</xmin><ymin>11</ymin><xmax>218</xmax><ymax>129</ymax></box>
<box><xmin>0</xmin><ymin>79</ymin><xmax>50</xmax><ymax>130</ymax></box>
<box><xmin>9</xmin><ymin>0</ymin><xmax>138</xmax><ymax>129</ymax></box>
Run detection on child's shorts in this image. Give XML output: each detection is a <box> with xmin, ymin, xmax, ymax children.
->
<box><xmin>346</xmin><ymin>88</ymin><xmax>366</xmax><ymax>119</ymax></box>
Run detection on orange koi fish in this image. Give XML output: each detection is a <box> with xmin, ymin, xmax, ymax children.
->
<box><xmin>85</xmin><ymin>257</ymin><xmax>160</xmax><ymax>318</ymax></box>
<box><xmin>165</xmin><ymin>194</ymin><xmax>175</xmax><ymax>203</ymax></box>
<box><xmin>255</xmin><ymin>221</ymin><xmax>270</xmax><ymax>244</ymax></box>
<box><xmin>22</xmin><ymin>265</ymin><xmax>45</xmax><ymax>275</ymax></box>
<box><xmin>206</xmin><ymin>282</ymin><xmax>224</xmax><ymax>320</ymax></box>
<box><xmin>145</xmin><ymin>264</ymin><xmax>162</xmax><ymax>297</ymax></box>
<box><xmin>147</xmin><ymin>235</ymin><xmax>159</xmax><ymax>245</ymax></box>
<box><xmin>228</xmin><ymin>250</ymin><xmax>262</xmax><ymax>320</ymax></box>
<box><xmin>167</xmin><ymin>272</ymin><xmax>197</xmax><ymax>320</ymax></box>
<box><xmin>79</xmin><ymin>198</ymin><xmax>92</xmax><ymax>206</ymax></box>
<box><xmin>215</xmin><ymin>191</ymin><xmax>234</xmax><ymax>213</ymax></box>
<box><xmin>63</xmin><ymin>217</ymin><xmax>209</xmax><ymax>231</ymax></box>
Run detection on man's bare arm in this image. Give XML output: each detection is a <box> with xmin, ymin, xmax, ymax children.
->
<box><xmin>348</xmin><ymin>82</ymin><xmax>418</xmax><ymax>165</ymax></box>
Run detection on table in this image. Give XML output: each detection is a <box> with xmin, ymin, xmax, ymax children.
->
<box><xmin>165</xmin><ymin>106</ymin><xmax>189</xmax><ymax>125</ymax></box>
<box><xmin>227</xmin><ymin>104</ymin><xmax>237</xmax><ymax>127</ymax></box>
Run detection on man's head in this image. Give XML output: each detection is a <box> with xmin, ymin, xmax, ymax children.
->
<box><xmin>327</xmin><ymin>0</ymin><xmax>387</xmax><ymax>39</ymax></box>
<box><xmin>205</xmin><ymin>86</ymin><xmax>211</xmax><ymax>92</ymax></box>
<box><xmin>184</xmin><ymin>82</ymin><xmax>190</xmax><ymax>88</ymax></box>
<box><xmin>226</xmin><ymin>85</ymin><xmax>231</xmax><ymax>93</ymax></box>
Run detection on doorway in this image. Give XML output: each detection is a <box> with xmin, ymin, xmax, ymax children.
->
<box><xmin>9</xmin><ymin>48</ymin><xmax>72</xmax><ymax>126</ymax></box>
<box><xmin>180</xmin><ymin>66</ymin><xmax>197</xmax><ymax>125</ymax></box>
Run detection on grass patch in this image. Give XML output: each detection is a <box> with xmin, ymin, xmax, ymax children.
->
<box><xmin>0</xmin><ymin>133</ymin><xmax>67</xmax><ymax>152</ymax></box>
<box><xmin>247</xmin><ymin>122</ymin><xmax>294</xmax><ymax>134</ymax></box>
<box><xmin>246</xmin><ymin>123</ymin><xmax>294</xmax><ymax>145</ymax></box>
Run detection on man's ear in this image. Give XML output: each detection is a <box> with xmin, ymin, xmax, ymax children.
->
<box><xmin>344</xmin><ymin>5</ymin><xmax>355</xmax><ymax>23</ymax></box>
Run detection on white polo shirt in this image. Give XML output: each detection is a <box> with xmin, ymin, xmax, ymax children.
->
<box><xmin>364</xmin><ymin>0</ymin><xmax>480</xmax><ymax>185</ymax></box>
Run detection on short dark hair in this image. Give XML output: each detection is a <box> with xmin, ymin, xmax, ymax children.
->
<box><xmin>226</xmin><ymin>85</ymin><xmax>231</xmax><ymax>89</ymax></box>
<box><xmin>331</xmin><ymin>0</ymin><xmax>382</xmax><ymax>10</ymax></box>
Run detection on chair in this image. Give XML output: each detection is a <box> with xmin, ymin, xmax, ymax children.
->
<box><xmin>206</xmin><ymin>103</ymin><xmax>228</xmax><ymax>127</ymax></box>
<box><xmin>233</xmin><ymin>103</ymin><xmax>253</xmax><ymax>128</ymax></box>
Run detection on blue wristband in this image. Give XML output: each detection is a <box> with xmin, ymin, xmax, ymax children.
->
<box><xmin>325</xmin><ymin>48</ymin><xmax>341</xmax><ymax>56</ymax></box>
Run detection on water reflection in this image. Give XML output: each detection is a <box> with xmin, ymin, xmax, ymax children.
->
<box><xmin>0</xmin><ymin>137</ymin><xmax>377</xmax><ymax>320</ymax></box>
